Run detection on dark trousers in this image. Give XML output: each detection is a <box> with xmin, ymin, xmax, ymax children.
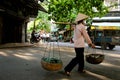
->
<box><xmin>64</xmin><ymin>48</ymin><xmax>84</xmax><ymax>72</ymax></box>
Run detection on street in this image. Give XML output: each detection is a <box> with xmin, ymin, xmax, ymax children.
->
<box><xmin>0</xmin><ymin>42</ymin><xmax>120</xmax><ymax>80</ymax></box>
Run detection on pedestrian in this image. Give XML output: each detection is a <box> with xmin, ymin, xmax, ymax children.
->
<box><xmin>64</xmin><ymin>13</ymin><xmax>95</xmax><ymax>76</ymax></box>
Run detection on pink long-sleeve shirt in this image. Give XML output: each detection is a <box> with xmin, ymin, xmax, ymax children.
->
<box><xmin>73</xmin><ymin>23</ymin><xmax>92</xmax><ymax>48</ymax></box>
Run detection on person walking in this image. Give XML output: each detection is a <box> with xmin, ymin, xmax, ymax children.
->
<box><xmin>64</xmin><ymin>13</ymin><xmax>95</xmax><ymax>76</ymax></box>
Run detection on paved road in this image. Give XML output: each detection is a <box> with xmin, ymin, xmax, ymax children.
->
<box><xmin>0</xmin><ymin>42</ymin><xmax>120</xmax><ymax>80</ymax></box>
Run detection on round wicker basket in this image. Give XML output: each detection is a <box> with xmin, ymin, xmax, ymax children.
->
<box><xmin>85</xmin><ymin>54</ymin><xmax>104</xmax><ymax>64</ymax></box>
<box><xmin>41</xmin><ymin>57</ymin><xmax>63</xmax><ymax>71</ymax></box>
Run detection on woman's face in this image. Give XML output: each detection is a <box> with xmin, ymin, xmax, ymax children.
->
<box><xmin>82</xmin><ymin>20</ymin><xmax>86</xmax><ymax>25</ymax></box>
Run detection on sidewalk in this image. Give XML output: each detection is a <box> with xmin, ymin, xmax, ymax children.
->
<box><xmin>0</xmin><ymin>43</ymin><xmax>119</xmax><ymax>80</ymax></box>
<box><xmin>0</xmin><ymin>43</ymin><xmax>33</xmax><ymax>48</ymax></box>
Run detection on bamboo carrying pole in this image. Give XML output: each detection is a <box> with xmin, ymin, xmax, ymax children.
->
<box><xmin>52</xmin><ymin>22</ymin><xmax>73</xmax><ymax>25</ymax></box>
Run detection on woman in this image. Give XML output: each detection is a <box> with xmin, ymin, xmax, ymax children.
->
<box><xmin>64</xmin><ymin>13</ymin><xmax>95</xmax><ymax>76</ymax></box>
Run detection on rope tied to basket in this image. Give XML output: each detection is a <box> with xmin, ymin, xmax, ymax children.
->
<box><xmin>85</xmin><ymin>45</ymin><xmax>105</xmax><ymax>64</ymax></box>
<box><xmin>85</xmin><ymin>27</ymin><xmax>105</xmax><ymax>64</ymax></box>
<box><xmin>41</xmin><ymin>41</ymin><xmax>63</xmax><ymax>71</ymax></box>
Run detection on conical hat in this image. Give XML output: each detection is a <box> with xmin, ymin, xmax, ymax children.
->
<box><xmin>75</xmin><ymin>13</ymin><xmax>88</xmax><ymax>22</ymax></box>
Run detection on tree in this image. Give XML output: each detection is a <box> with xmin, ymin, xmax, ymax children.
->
<box><xmin>48</xmin><ymin>0</ymin><xmax>109</xmax><ymax>24</ymax></box>
<box><xmin>35</xmin><ymin>11</ymin><xmax>50</xmax><ymax>32</ymax></box>
<box><xmin>27</xmin><ymin>2</ymin><xmax>50</xmax><ymax>33</ymax></box>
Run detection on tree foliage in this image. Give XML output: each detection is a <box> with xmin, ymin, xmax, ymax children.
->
<box><xmin>28</xmin><ymin>0</ymin><xmax>114</xmax><ymax>32</ymax></box>
<box><xmin>35</xmin><ymin>11</ymin><xmax>50</xmax><ymax>32</ymax></box>
<box><xmin>27</xmin><ymin>4</ymin><xmax>50</xmax><ymax>33</ymax></box>
<box><xmin>48</xmin><ymin>0</ymin><xmax>109</xmax><ymax>23</ymax></box>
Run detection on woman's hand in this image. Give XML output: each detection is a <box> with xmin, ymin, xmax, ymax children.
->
<box><xmin>89</xmin><ymin>43</ymin><xmax>95</xmax><ymax>48</ymax></box>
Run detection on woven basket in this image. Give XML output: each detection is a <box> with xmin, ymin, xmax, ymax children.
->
<box><xmin>85</xmin><ymin>54</ymin><xmax>104</xmax><ymax>64</ymax></box>
<box><xmin>41</xmin><ymin>57</ymin><xmax>63</xmax><ymax>71</ymax></box>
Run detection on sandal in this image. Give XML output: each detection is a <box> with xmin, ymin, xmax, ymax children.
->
<box><xmin>65</xmin><ymin>71</ymin><xmax>71</xmax><ymax>76</ymax></box>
